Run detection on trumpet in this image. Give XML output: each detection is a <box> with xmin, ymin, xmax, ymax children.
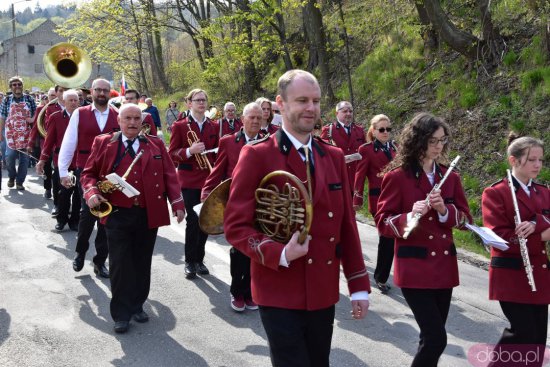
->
<box><xmin>90</xmin><ymin>150</ymin><xmax>144</xmax><ymax>218</ymax></box>
<box><xmin>187</xmin><ymin>129</ymin><xmax>212</xmax><ymax>171</ymax></box>
<box><xmin>403</xmin><ymin>156</ymin><xmax>461</xmax><ymax>239</ymax></box>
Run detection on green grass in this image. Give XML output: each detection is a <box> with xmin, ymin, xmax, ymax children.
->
<box><xmin>454</xmin><ymin>229</ymin><xmax>490</xmax><ymax>258</ymax></box>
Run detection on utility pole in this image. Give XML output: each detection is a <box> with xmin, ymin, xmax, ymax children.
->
<box><xmin>11</xmin><ymin>2</ymin><xmax>17</xmax><ymax>75</ymax></box>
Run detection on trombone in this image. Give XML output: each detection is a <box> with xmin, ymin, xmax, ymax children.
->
<box><xmin>187</xmin><ymin>129</ymin><xmax>212</xmax><ymax>171</ymax></box>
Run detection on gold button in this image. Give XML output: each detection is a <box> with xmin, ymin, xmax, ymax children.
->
<box><xmin>444</xmin><ymin>250</ymin><xmax>449</xmax><ymax>255</ymax></box>
<box><xmin>442</xmin><ymin>234</ymin><xmax>447</xmax><ymax>239</ymax></box>
<box><xmin>155</xmin><ymin>184</ymin><xmax>159</xmax><ymax>187</ymax></box>
<box><xmin>431</xmin><ymin>251</ymin><xmax>436</xmax><ymax>256</ymax></box>
<box><xmin>308</xmin><ymin>258</ymin><xmax>313</xmax><ymax>264</ymax></box>
<box><xmin>543</xmin><ymin>264</ymin><xmax>548</xmax><ymax>269</ymax></box>
<box><xmin>543</xmin><ymin>250</ymin><xmax>546</xmax><ymax>254</ymax></box>
<box><xmin>327</xmin><ymin>260</ymin><xmax>332</xmax><ymax>265</ymax></box>
<box><xmin>329</xmin><ymin>237</ymin><xmax>335</xmax><ymax>242</ymax></box>
<box><xmin>428</xmin><ymin>217</ymin><xmax>433</xmax><ymax>221</ymax></box>
<box><xmin>157</xmin><ymin>195</ymin><xmax>161</xmax><ymax>199</ymax></box>
<box><xmin>154</xmin><ymin>172</ymin><xmax>157</xmax><ymax>176</ymax></box>
<box><xmin>135</xmin><ymin>181</ymin><xmax>138</xmax><ymax>184</ymax></box>
<box><xmin>134</xmin><ymin>171</ymin><xmax>137</xmax><ymax>175</ymax></box>
<box><xmin>328</xmin><ymin>212</ymin><xmax>333</xmax><ymax>218</ymax></box>
<box><xmin>429</xmin><ymin>235</ymin><xmax>434</xmax><ymax>239</ymax></box>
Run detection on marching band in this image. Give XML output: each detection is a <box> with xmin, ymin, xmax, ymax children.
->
<box><xmin>0</xmin><ymin>59</ymin><xmax>548</xmax><ymax>366</ymax></box>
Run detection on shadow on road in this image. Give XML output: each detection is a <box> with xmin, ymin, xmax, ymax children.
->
<box><xmin>0</xmin><ymin>308</ymin><xmax>11</xmax><ymax>347</ymax></box>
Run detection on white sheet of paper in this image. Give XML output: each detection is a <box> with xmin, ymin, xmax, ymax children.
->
<box><xmin>465</xmin><ymin>223</ymin><xmax>509</xmax><ymax>251</ymax></box>
<box><xmin>345</xmin><ymin>152</ymin><xmax>362</xmax><ymax>164</ymax></box>
<box><xmin>193</xmin><ymin>202</ymin><xmax>204</xmax><ymax>216</ymax></box>
<box><xmin>106</xmin><ymin>173</ymin><xmax>140</xmax><ymax>198</ymax></box>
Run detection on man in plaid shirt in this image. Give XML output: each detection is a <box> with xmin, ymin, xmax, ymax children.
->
<box><xmin>0</xmin><ymin>76</ymin><xmax>37</xmax><ymax>190</ymax></box>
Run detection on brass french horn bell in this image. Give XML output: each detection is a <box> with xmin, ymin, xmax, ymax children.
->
<box><xmin>38</xmin><ymin>43</ymin><xmax>92</xmax><ymax>138</ymax></box>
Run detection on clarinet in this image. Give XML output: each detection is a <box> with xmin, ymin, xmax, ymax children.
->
<box><xmin>506</xmin><ymin>169</ymin><xmax>537</xmax><ymax>292</ymax></box>
<box><xmin>402</xmin><ymin>155</ymin><xmax>461</xmax><ymax>239</ymax></box>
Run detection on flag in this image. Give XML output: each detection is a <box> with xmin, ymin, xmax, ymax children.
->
<box><xmin>120</xmin><ymin>73</ymin><xmax>127</xmax><ymax>95</ymax></box>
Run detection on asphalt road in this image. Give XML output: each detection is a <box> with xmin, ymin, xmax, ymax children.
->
<box><xmin>0</xmin><ymin>171</ymin><xmax>546</xmax><ymax>367</ymax></box>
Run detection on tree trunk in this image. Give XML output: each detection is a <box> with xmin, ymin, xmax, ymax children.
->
<box><xmin>336</xmin><ymin>0</ymin><xmax>354</xmax><ymax>106</ymax></box>
<box><xmin>413</xmin><ymin>0</ymin><xmax>438</xmax><ymax>54</ymax></box>
<box><xmin>147</xmin><ymin>0</ymin><xmax>171</xmax><ymax>92</ymax></box>
<box><xmin>302</xmin><ymin>0</ymin><xmax>334</xmax><ymax>103</ymax></box>
<box><xmin>476</xmin><ymin>0</ymin><xmax>506</xmax><ymax>65</ymax></box>
<box><xmin>275</xmin><ymin>0</ymin><xmax>294</xmax><ymax>70</ymax></box>
<box><xmin>422</xmin><ymin>0</ymin><xmax>479</xmax><ymax>60</ymax></box>
<box><xmin>129</xmin><ymin>0</ymin><xmax>149</xmax><ymax>93</ymax></box>
<box><xmin>236</xmin><ymin>0</ymin><xmax>260</xmax><ymax>99</ymax></box>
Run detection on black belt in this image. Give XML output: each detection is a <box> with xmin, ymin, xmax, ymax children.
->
<box><xmin>490</xmin><ymin>257</ymin><xmax>522</xmax><ymax>269</ymax></box>
<box><xmin>178</xmin><ymin>163</ymin><xmax>193</xmax><ymax>171</ymax></box>
<box><xmin>78</xmin><ymin>150</ymin><xmax>90</xmax><ymax>154</ymax></box>
<box><xmin>397</xmin><ymin>244</ymin><xmax>457</xmax><ymax>259</ymax></box>
<box><xmin>54</xmin><ymin>147</ymin><xmax>60</xmax><ymax>153</ymax></box>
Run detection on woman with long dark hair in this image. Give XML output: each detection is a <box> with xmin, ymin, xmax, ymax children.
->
<box><xmin>375</xmin><ymin>112</ymin><xmax>472</xmax><ymax>367</ymax></box>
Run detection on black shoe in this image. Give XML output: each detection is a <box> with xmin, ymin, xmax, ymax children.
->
<box><xmin>375</xmin><ymin>280</ymin><xmax>391</xmax><ymax>294</ymax></box>
<box><xmin>114</xmin><ymin>321</ymin><xmax>129</xmax><ymax>333</ymax></box>
<box><xmin>16</xmin><ymin>184</ymin><xmax>25</xmax><ymax>190</ymax></box>
<box><xmin>44</xmin><ymin>190</ymin><xmax>52</xmax><ymax>199</ymax></box>
<box><xmin>72</xmin><ymin>253</ymin><xmax>85</xmax><ymax>272</ymax></box>
<box><xmin>51</xmin><ymin>206</ymin><xmax>59</xmax><ymax>218</ymax></box>
<box><xmin>93</xmin><ymin>263</ymin><xmax>110</xmax><ymax>278</ymax></box>
<box><xmin>133</xmin><ymin>311</ymin><xmax>149</xmax><ymax>323</ymax></box>
<box><xmin>69</xmin><ymin>222</ymin><xmax>79</xmax><ymax>231</ymax></box>
<box><xmin>197</xmin><ymin>262</ymin><xmax>209</xmax><ymax>275</ymax></box>
<box><xmin>184</xmin><ymin>262</ymin><xmax>197</xmax><ymax>279</ymax></box>
<box><xmin>7</xmin><ymin>179</ymin><xmax>14</xmax><ymax>188</ymax></box>
<box><xmin>54</xmin><ymin>222</ymin><xmax>66</xmax><ymax>231</ymax></box>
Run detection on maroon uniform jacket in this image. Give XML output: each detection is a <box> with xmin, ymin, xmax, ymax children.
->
<box><xmin>27</xmin><ymin>104</ymin><xmax>45</xmax><ymax>150</ymax></box>
<box><xmin>201</xmin><ymin>129</ymin><xmax>249</xmax><ymax>201</ymax></box>
<box><xmin>482</xmin><ymin>177</ymin><xmax>550</xmax><ymax>304</ymax></box>
<box><xmin>168</xmin><ymin>115</ymin><xmax>219</xmax><ymax>189</ymax></box>
<box><xmin>44</xmin><ymin>102</ymin><xmax>62</xmax><ymax>129</ymax></box>
<box><xmin>320</xmin><ymin>122</ymin><xmax>366</xmax><ymax>192</ymax></box>
<box><xmin>81</xmin><ymin>132</ymin><xmax>184</xmax><ymax>229</ymax></box>
<box><xmin>75</xmin><ymin>105</ymin><xmax>119</xmax><ymax>169</ymax></box>
<box><xmin>142</xmin><ymin>112</ymin><xmax>157</xmax><ymax>136</ymax></box>
<box><xmin>260</xmin><ymin>123</ymin><xmax>279</xmax><ymax>136</ymax></box>
<box><xmin>375</xmin><ymin>163</ymin><xmax>472</xmax><ymax>289</ymax></box>
<box><xmin>216</xmin><ymin>117</ymin><xmax>242</xmax><ymax>138</ymax></box>
<box><xmin>224</xmin><ymin>129</ymin><xmax>371</xmax><ymax>311</ymax></box>
<box><xmin>353</xmin><ymin>139</ymin><xmax>397</xmax><ymax>215</ymax></box>
<box><xmin>39</xmin><ymin>110</ymin><xmax>75</xmax><ymax>169</ymax></box>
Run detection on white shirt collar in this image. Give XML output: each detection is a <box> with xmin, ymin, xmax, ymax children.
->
<box><xmin>512</xmin><ymin>173</ymin><xmax>532</xmax><ymax>196</ymax></box>
<box><xmin>337</xmin><ymin>120</ymin><xmax>350</xmax><ymax>129</ymax></box>
<box><xmin>190</xmin><ymin>112</ymin><xmax>206</xmax><ymax>124</ymax></box>
<box><xmin>281</xmin><ymin>125</ymin><xmax>312</xmax><ymax>152</ymax></box>
<box><xmin>244</xmin><ymin>132</ymin><xmax>258</xmax><ymax>142</ymax></box>
<box><xmin>91</xmin><ymin>103</ymin><xmax>109</xmax><ymax>114</ymax></box>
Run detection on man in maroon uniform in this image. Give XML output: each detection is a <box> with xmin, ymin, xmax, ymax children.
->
<box><xmin>320</xmin><ymin>101</ymin><xmax>366</xmax><ymax>193</ymax></box>
<box><xmin>201</xmin><ymin>102</ymin><xmax>262</xmax><ymax>312</ymax></box>
<box><xmin>58</xmin><ymin>78</ymin><xmax>120</xmax><ymax>278</ymax></box>
<box><xmin>36</xmin><ymin>89</ymin><xmax>81</xmax><ymax>232</ymax></box>
<box><xmin>216</xmin><ymin>102</ymin><xmax>242</xmax><ymax>138</ymax></box>
<box><xmin>169</xmin><ymin>88</ymin><xmax>219</xmax><ymax>279</ymax></box>
<box><xmin>81</xmin><ymin>103</ymin><xmax>185</xmax><ymax>333</ymax></box>
<box><xmin>224</xmin><ymin>70</ymin><xmax>370</xmax><ymax>367</ymax></box>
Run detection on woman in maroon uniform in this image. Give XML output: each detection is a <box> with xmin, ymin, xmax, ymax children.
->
<box><xmin>482</xmin><ymin>134</ymin><xmax>550</xmax><ymax>366</ymax></box>
<box><xmin>255</xmin><ymin>97</ymin><xmax>278</xmax><ymax>135</ymax></box>
<box><xmin>375</xmin><ymin>112</ymin><xmax>471</xmax><ymax>367</ymax></box>
<box><xmin>353</xmin><ymin>114</ymin><xmax>397</xmax><ymax>293</ymax></box>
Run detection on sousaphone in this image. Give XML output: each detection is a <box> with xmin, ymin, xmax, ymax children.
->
<box><xmin>37</xmin><ymin>43</ymin><xmax>92</xmax><ymax>137</ymax></box>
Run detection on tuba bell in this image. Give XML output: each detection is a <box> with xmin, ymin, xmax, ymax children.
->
<box><xmin>38</xmin><ymin>43</ymin><xmax>92</xmax><ymax>138</ymax></box>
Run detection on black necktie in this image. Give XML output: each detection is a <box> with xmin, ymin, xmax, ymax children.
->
<box><xmin>344</xmin><ymin>125</ymin><xmax>351</xmax><ymax>136</ymax></box>
<box><xmin>228</xmin><ymin>119</ymin><xmax>234</xmax><ymax>129</ymax></box>
<box><xmin>126</xmin><ymin>139</ymin><xmax>136</xmax><ymax>158</ymax></box>
<box><xmin>298</xmin><ymin>147</ymin><xmax>315</xmax><ymax>175</ymax></box>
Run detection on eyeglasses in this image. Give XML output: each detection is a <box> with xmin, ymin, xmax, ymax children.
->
<box><xmin>428</xmin><ymin>136</ymin><xmax>449</xmax><ymax>146</ymax></box>
<box><xmin>94</xmin><ymin>88</ymin><xmax>110</xmax><ymax>95</ymax></box>
<box><xmin>192</xmin><ymin>99</ymin><xmax>207</xmax><ymax>103</ymax></box>
<box><xmin>10</xmin><ymin>83</ymin><xmax>22</xmax><ymax>87</ymax></box>
<box><xmin>378</xmin><ymin>127</ymin><xmax>392</xmax><ymax>133</ymax></box>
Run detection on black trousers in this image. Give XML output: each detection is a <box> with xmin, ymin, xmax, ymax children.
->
<box><xmin>486</xmin><ymin>301</ymin><xmax>548</xmax><ymax>367</ymax></box>
<box><xmin>105</xmin><ymin>207</ymin><xmax>158</xmax><ymax>322</ymax></box>
<box><xmin>50</xmin><ymin>157</ymin><xmax>60</xmax><ymax>206</ymax></box>
<box><xmin>54</xmin><ymin>166</ymin><xmax>80</xmax><ymax>226</ymax></box>
<box><xmin>259</xmin><ymin>305</ymin><xmax>335</xmax><ymax>367</ymax></box>
<box><xmin>401</xmin><ymin>288</ymin><xmax>453</xmax><ymax>367</ymax></box>
<box><xmin>373</xmin><ymin>235</ymin><xmax>394</xmax><ymax>284</ymax></box>
<box><xmin>230</xmin><ymin>247</ymin><xmax>251</xmax><ymax>299</ymax></box>
<box><xmin>181</xmin><ymin>188</ymin><xmax>207</xmax><ymax>263</ymax></box>
<box><xmin>74</xmin><ymin>168</ymin><xmax>108</xmax><ymax>265</ymax></box>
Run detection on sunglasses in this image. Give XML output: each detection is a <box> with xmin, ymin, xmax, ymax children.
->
<box><xmin>378</xmin><ymin>127</ymin><xmax>392</xmax><ymax>133</ymax></box>
<box><xmin>11</xmin><ymin>82</ymin><xmax>23</xmax><ymax>87</ymax></box>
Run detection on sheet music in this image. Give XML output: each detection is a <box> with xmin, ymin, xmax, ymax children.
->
<box><xmin>465</xmin><ymin>223</ymin><xmax>509</xmax><ymax>250</ymax></box>
<box><xmin>345</xmin><ymin>152</ymin><xmax>362</xmax><ymax>164</ymax></box>
<box><xmin>193</xmin><ymin>202</ymin><xmax>204</xmax><ymax>216</ymax></box>
<box><xmin>105</xmin><ymin>173</ymin><xmax>140</xmax><ymax>198</ymax></box>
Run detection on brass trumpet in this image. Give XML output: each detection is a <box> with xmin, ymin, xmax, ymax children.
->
<box><xmin>187</xmin><ymin>129</ymin><xmax>212</xmax><ymax>171</ymax></box>
<box><xmin>90</xmin><ymin>150</ymin><xmax>144</xmax><ymax>218</ymax></box>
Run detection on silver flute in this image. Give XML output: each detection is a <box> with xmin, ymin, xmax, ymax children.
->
<box><xmin>403</xmin><ymin>155</ymin><xmax>461</xmax><ymax>239</ymax></box>
<box><xmin>506</xmin><ymin>169</ymin><xmax>536</xmax><ymax>292</ymax></box>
